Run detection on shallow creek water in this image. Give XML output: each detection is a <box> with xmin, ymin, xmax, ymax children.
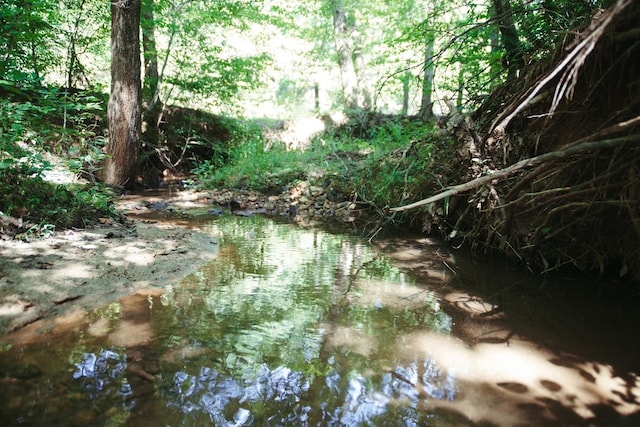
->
<box><xmin>1</xmin><ymin>213</ymin><xmax>639</xmax><ymax>426</ymax></box>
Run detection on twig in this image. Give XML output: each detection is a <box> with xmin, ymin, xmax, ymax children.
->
<box><xmin>489</xmin><ymin>0</ymin><xmax>632</xmax><ymax>135</ymax></box>
<box><xmin>390</xmin><ymin>134</ymin><xmax>640</xmax><ymax>213</ymax></box>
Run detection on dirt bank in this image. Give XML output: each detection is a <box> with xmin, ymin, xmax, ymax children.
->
<box><xmin>0</xmin><ymin>192</ymin><xmax>220</xmax><ymax>336</ymax></box>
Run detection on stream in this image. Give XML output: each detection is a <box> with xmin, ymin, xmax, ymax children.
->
<box><xmin>1</xmin><ymin>212</ymin><xmax>639</xmax><ymax>426</ymax></box>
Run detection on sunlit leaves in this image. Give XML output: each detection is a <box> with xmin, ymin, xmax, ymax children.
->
<box><xmin>0</xmin><ymin>1</ymin><xmax>57</xmax><ymax>80</ymax></box>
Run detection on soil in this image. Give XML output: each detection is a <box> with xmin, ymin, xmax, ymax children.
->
<box><xmin>0</xmin><ymin>191</ymin><xmax>220</xmax><ymax>336</ymax></box>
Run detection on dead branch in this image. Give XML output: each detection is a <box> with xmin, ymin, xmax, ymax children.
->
<box><xmin>390</xmin><ymin>134</ymin><xmax>640</xmax><ymax>213</ymax></box>
<box><xmin>489</xmin><ymin>0</ymin><xmax>632</xmax><ymax>136</ymax></box>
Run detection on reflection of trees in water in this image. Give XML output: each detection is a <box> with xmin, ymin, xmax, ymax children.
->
<box><xmin>72</xmin><ymin>349</ymin><xmax>133</xmax><ymax>406</ymax></box>
<box><xmin>162</xmin><ymin>359</ymin><xmax>456</xmax><ymax>426</ymax></box>
<box><xmin>166</xmin><ymin>364</ymin><xmax>310</xmax><ymax>425</ymax></box>
<box><xmin>71</xmin><ymin>351</ymin><xmax>456</xmax><ymax>425</ymax></box>
<box><xmin>68</xmin><ymin>221</ymin><xmax>456</xmax><ymax>424</ymax></box>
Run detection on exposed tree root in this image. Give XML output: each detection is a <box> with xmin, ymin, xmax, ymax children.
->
<box><xmin>394</xmin><ymin>0</ymin><xmax>640</xmax><ymax>284</ymax></box>
<box><xmin>390</xmin><ymin>135</ymin><xmax>639</xmax><ymax>213</ymax></box>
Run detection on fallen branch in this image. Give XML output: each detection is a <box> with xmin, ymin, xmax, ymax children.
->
<box><xmin>390</xmin><ymin>134</ymin><xmax>640</xmax><ymax>212</ymax></box>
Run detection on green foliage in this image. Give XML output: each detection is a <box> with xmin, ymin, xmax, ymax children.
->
<box><xmin>0</xmin><ymin>79</ymin><xmax>118</xmax><ymax>233</ymax></box>
<box><xmin>194</xmin><ymin>135</ymin><xmax>310</xmax><ymax>193</ymax></box>
<box><xmin>193</xmin><ymin>115</ymin><xmax>459</xmax><ymax>222</ymax></box>
<box><xmin>328</xmin><ymin>119</ymin><xmax>460</xmax><ymax>213</ymax></box>
<box><xmin>148</xmin><ymin>0</ymin><xmax>272</xmax><ymax>108</ymax></box>
<box><xmin>0</xmin><ymin>0</ymin><xmax>58</xmax><ymax>79</ymax></box>
<box><xmin>515</xmin><ymin>0</ymin><xmax>609</xmax><ymax>60</ymax></box>
<box><xmin>0</xmin><ymin>171</ymin><xmax>120</xmax><ymax>232</ymax></box>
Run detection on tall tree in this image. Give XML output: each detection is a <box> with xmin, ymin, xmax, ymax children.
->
<box><xmin>140</xmin><ymin>0</ymin><xmax>163</xmax><ymax>148</ymax></box>
<box><xmin>418</xmin><ymin>32</ymin><xmax>435</xmax><ymax>120</ymax></box>
<box><xmin>331</xmin><ymin>0</ymin><xmax>359</xmax><ymax>110</ymax></box>
<box><xmin>141</xmin><ymin>0</ymin><xmax>161</xmax><ymax>110</ymax></box>
<box><xmin>103</xmin><ymin>0</ymin><xmax>142</xmax><ymax>188</ymax></box>
<box><xmin>492</xmin><ymin>0</ymin><xmax>524</xmax><ymax>79</ymax></box>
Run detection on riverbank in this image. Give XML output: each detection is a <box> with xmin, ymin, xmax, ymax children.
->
<box><xmin>0</xmin><ymin>193</ymin><xmax>220</xmax><ymax>336</ymax></box>
<box><xmin>0</xmin><ymin>184</ymin><xmax>365</xmax><ymax>336</ymax></box>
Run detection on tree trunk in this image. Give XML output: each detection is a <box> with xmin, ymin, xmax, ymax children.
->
<box><xmin>65</xmin><ymin>0</ymin><xmax>86</xmax><ymax>89</ymax></box>
<box><xmin>401</xmin><ymin>64</ymin><xmax>410</xmax><ymax>116</ymax></box>
<box><xmin>104</xmin><ymin>0</ymin><xmax>142</xmax><ymax>188</ymax></box>
<box><xmin>141</xmin><ymin>0</ymin><xmax>163</xmax><ymax>148</ymax></box>
<box><xmin>352</xmin><ymin>29</ymin><xmax>371</xmax><ymax>110</ymax></box>
<box><xmin>492</xmin><ymin>0</ymin><xmax>524</xmax><ymax>79</ymax></box>
<box><xmin>331</xmin><ymin>0</ymin><xmax>359</xmax><ymax>110</ymax></box>
<box><xmin>418</xmin><ymin>35</ymin><xmax>435</xmax><ymax>120</ymax></box>
<box><xmin>141</xmin><ymin>0</ymin><xmax>161</xmax><ymax>110</ymax></box>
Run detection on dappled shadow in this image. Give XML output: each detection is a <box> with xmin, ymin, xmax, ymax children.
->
<box><xmin>375</xmin><ymin>234</ymin><xmax>640</xmax><ymax>426</ymax></box>
<box><xmin>396</xmin><ymin>329</ymin><xmax>640</xmax><ymax>426</ymax></box>
<box><xmin>0</xmin><ymin>220</ymin><xmax>218</xmax><ymax>334</ymax></box>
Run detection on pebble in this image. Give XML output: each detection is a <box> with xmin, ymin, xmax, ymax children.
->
<box><xmin>204</xmin><ymin>181</ymin><xmax>360</xmax><ymax>224</ymax></box>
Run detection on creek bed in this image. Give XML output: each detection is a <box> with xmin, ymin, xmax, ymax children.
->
<box><xmin>0</xmin><ymin>213</ymin><xmax>639</xmax><ymax>426</ymax></box>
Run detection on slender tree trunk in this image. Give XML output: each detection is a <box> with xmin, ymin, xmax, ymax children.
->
<box><xmin>456</xmin><ymin>65</ymin><xmax>464</xmax><ymax>109</ymax></box>
<box><xmin>104</xmin><ymin>0</ymin><xmax>142</xmax><ymax>188</ymax></box>
<box><xmin>352</xmin><ymin>30</ymin><xmax>371</xmax><ymax>110</ymax></box>
<box><xmin>331</xmin><ymin>0</ymin><xmax>359</xmax><ymax>110</ymax></box>
<box><xmin>65</xmin><ymin>0</ymin><xmax>87</xmax><ymax>89</ymax></box>
<box><xmin>141</xmin><ymin>0</ymin><xmax>160</xmax><ymax>109</ymax></box>
<box><xmin>401</xmin><ymin>64</ymin><xmax>410</xmax><ymax>116</ymax></box>
<box><xmin>141</xmin><ymin>0</ymin><xmax>163</xmax><ymax>147</ymax></box>
<box><xmin>492</xmin><ymin>0</ymin><xmax>524</xmax><ymax>79</ymax></box>
<box><xmin>418</xmin><ymin>35</ymin><xmax>435</xmax><ymax>120</ymax></box>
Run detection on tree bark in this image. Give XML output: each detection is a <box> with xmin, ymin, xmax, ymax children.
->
<box><xmin>103</xmin><ymin>0</ymin><xmax>142</xmax><ymax>187</ymax></box>
<box><xmin>104</xmin><ymin>0</ymin><xmax>142</xmax><ymax>188</ymax></box>
<box><xmin>331</xmin><ymin>0</ymin><xmax>359</xmax><ymax>110</ymax></box>
<box><xmin>401</xmin><ymin>64</ymin><xmax>410</xmax><ymax>116</ymax></box>
<box><xmin>491</xmin><ymin>0</ymin><xmax>524</xmax><ymax>79</ymax></box>
<box><xmin>352</xmin><ymin>27</ymin><xmax>371</xmax><ymax>110</ymax></box>
<box><xmin>141</xmin><ymin>0</ymin><xmax>161</xmax><ymax>110</ymax></box>
<box><xmin>140</xmin><ymin>0</ymin><xmax>163</xmax><ymax>147</ymax></box>
<box><xmin>418</xmin><ymin>34</ymin><xmax>435</xmax><ymax>120</ymax></box>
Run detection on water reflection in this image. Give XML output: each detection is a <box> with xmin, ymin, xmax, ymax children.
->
<box><xmin>162</xmin><ymin>359</ymin><xmax>456</xmax><ymax>426</ymax></box>
<box><xmin>166</xmin><ymin>365</ymin><xmax>310</xmax><ymax>425</ymax></box>
<box><xmin>73</xmin><ymin>349</ymin><xmax>133</xmax><ymax>405</ymax></box>
<box><xmin>3</xmin><ymin>214</ymin><xmax>637</xmax><ymax>426</ymax></box>
<box><xmin>0</xmin><ymin>215</ymin><xmax>453</xmax><ymax>426</ymax></box>
<box><xmin>148</xmin><ymin>216</ymin><xmax>454</xmax><ymax>425</ymax></box>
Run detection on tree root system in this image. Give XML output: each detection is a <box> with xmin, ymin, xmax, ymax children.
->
<box><xmin>394</xmin><ymin>0</ymin><xmax>640</xmax><ymax>284</ymax></box>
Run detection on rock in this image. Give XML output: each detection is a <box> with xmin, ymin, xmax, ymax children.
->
<box><xmin>233</xmin><ymin>210</ymin><xmax>254</xmax><ymax>217</ymax></box>
<box><xmin>148</xmin><ymin>201</ymin><xmax>170</xmax><ymax>211</ymax></box>
<box><xmin>309</xmin><ymin>186</ymin><xmax>324</xmax><ymax>197</ymax></box>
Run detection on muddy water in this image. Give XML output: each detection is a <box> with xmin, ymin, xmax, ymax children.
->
<box><xmin>1</xmin><ymin>214</ymin><xmax>639</xmax><ymax>426</ymax></box>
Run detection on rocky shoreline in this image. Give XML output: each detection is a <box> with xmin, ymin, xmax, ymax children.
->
<box><xmin>120</xmin><ymin>182</ymin><xmax>365</xmax><ymax>225</ymax></box>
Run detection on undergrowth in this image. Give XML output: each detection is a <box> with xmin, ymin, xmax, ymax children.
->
<box><xmin>193</xmin><ymin>116</ymin><xmax>459</xmax><ymax>222</ymax></box>
<box><xmin>0</xmin><ymin>78</ymin><xmax>120</xmax><ymax>235</ymax></box>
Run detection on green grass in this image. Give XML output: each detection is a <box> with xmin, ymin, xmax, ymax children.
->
<box><xmin>193</xmin><ymin>116</ymin><xmax>459</xmax><ymax>219</ymax></box>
